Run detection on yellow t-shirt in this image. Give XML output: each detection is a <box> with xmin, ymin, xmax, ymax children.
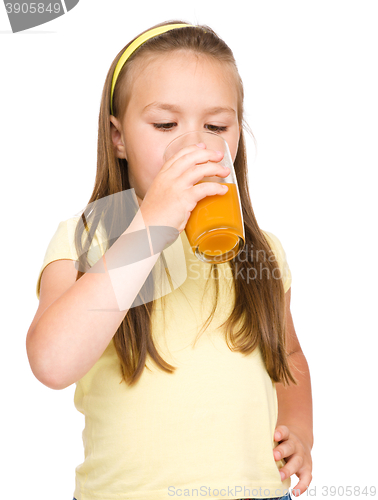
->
<box><xmin>36</xmin><ymin>218</ymin><xmax>292</xmax><ymax>500</ymax></box>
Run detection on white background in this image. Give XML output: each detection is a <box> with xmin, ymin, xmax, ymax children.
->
<box><xmin>1</xmin><ymin>1</ymin><xmax>377</xmax><ymax>499</ymax></box>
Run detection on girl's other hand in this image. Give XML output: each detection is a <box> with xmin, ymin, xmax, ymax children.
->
<box><xmin>273</xmin><ymin>425</ymin><xmax>313</xmax><ymax>497</ymax></box>
<box><xmin>140</xmin><ymin>144</ymin><xmax>230</xmax><ymax>234</ymax></box>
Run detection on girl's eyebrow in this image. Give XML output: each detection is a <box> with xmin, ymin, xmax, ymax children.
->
<box><xmin>142</xmin><ymin>101</ymin><xmax>236</xmax><ymax>117</ymax></box>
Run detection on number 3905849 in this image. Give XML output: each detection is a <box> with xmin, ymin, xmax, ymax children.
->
<box><xmin>5</xmin><ymin>3</ymin><xmax>61</xmax><ymax>14</ymax></box>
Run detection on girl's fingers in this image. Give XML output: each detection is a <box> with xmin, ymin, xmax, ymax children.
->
<box><xmin>191</xmin><ymin>181</ymin><xmax>229</xmax><ymax>201</ymax></box>
<box><xmin>163</xmin><ymin>146</ymin><xmax>224</xmax><ymax>177</ymax></box>
<box><xmin>274</xmin><ymin>425</ymin><xmax>290</xmax><ymax>442</ymax></box>
<box><xmin>278</xmin><ymin>452</ymin><xmax>303</xmax><ymax>479</ymax></box>
<box><xmin>290</xmin><ymin>469</ymin><xmax>313</xmax><ymax>497</ymax></box>
<box><xmin>273</xmin><ymin>438</ymin><xmax>296</xmax><ymax>461</ymax></box>
<box><xmin>162</xmin><ymin>143</ymin><xmax>208</xmax><ymax>171</ymax></box>
<box><xmin>180</xmin><ymin>163</ymin><xmax>230</xmax><ymax>188</ymax></box>
<box><xmin>273</xmin><ymin>425</ymin><xmax>313</xmax><ymax>497</ymax></box>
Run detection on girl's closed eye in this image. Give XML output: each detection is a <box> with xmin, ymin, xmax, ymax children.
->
<box><xmin>153</xmin><ymin>123</ymin><xmax>228</xmax><ymax>133</ymax></box>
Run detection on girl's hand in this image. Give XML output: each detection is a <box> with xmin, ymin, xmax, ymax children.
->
<box><xmin>273</xmin><ymin>425</ymin><xmax>313</xmax><ymax>497</ymax></box>
<box><xmin>139</xmin><ymin>144</ymin><xmax>230</xmax><ymax>234</ymax></box>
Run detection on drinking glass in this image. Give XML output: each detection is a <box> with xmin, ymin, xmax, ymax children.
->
<box><xmin>163</xmin><ymin>130</ymin><xmax>245</xmax><ymax>264</ymax></box>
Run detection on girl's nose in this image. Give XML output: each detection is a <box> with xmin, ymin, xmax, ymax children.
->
<box><xmin>191</xmin><ymin>131</ymin><xmax>205</xmax><ymax>144</ymax></box>
<box><xmin>176</xmin><ymin>130</ymin><xmax>207</xmax><ymax>147</ymax></box>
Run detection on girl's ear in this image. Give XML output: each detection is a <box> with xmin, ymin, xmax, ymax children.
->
<box><xmin>110</xmin><ymin>115</ymin><xmax>127</xmax><ymax>160</ymax></box>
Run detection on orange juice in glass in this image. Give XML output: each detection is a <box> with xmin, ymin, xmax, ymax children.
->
<box><xmin>163</xmin><ymin>131</ymin><xmax>245</xmax><ymax>264</ymax></box>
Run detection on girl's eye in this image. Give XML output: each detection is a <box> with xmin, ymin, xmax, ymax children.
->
<box><xmin>206</xmin><ymin>125</ymin><xmax>228</xmax><ymax>133</ymax></box>
<box><xmin>153</xmin><ymin>123</ymin><xmax>228</xmax><ymax>133</ymax></box>
<box><xmin>153</xmin><ymin>123</ymin><xmax>176</xmax><ymax>132</ymax></box>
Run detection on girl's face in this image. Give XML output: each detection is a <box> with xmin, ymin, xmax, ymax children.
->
<box><xmin>110</xmin><ymin>50</ymin><xmax>241</xmax><ymax>203</ymax></box>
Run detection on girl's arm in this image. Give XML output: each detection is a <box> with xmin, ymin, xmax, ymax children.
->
<box><xmin>26</xmin><ymin>208</ymin><xmax>164</xmax><ymax>390</ymax></box>
<box><xmin>275</xmin><ymin>287</ymin><xmax>314</xmax><ymax>448</ymax></box>
<box><xmin>274</xmin><ymin>287</ymin><xmax>313</xmax><ymax>496</ymax></box>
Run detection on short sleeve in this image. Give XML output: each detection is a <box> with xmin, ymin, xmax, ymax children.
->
<box><xmin>35</xmin><ymin>217</ymin><xmax>106</xmax><ymax>300</ymax></box>
<box><xmin>261</xmin><ymin>230</ymin><xmax>292</xmax><ymax>293</ymax></box>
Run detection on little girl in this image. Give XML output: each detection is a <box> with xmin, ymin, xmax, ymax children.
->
<box><xmin>26</xmin><ymin>20</ymin><xmax>313</xmax><ymax>500</ymax></box>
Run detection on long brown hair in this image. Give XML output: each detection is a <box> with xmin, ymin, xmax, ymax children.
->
<box><xmin>74</xmin><ymin>19</ymin><xmax>299</xmax><ymax>388</ymax></box>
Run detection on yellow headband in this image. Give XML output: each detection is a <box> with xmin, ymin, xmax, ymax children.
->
<box><xmin>110</xmin><ymin>23</ymin><xmax>194</xmax><ymax>115</ymax></box>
